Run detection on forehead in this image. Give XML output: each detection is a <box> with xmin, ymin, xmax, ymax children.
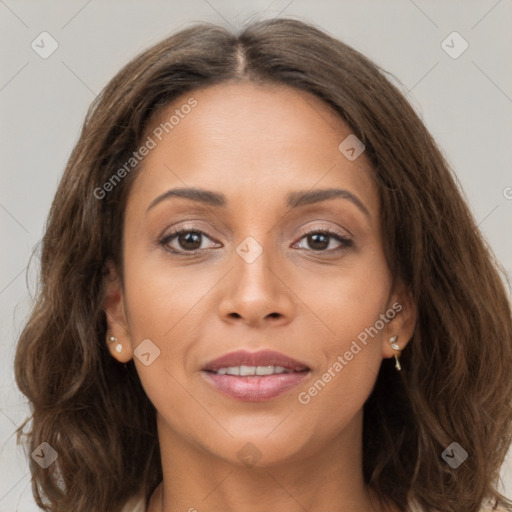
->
<box><xmin>129</xmin><ymin>81</ymin><xmax>377</xmax><ymax>215</ymax></box>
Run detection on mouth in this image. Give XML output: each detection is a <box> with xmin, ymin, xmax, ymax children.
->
<box><xmin>201</xmin><ymin>349</ymin><xmax>311</xmax><ymax>402</ymax></box>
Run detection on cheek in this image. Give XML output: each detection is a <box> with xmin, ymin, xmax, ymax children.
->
<box><xmin>120</xmin><ymin>251</ymin><xmax>225</xmax><ymax>399</ymax></box>
<box><xmin>292</xmin><ymin>250</ymin><xmax>391</xmax><ymax>419</ymax></box>
<box><xmin>295</xmin><ymin>245</ymin><xmax>391</xmax><ymax>348</ymax></box>
<box><xmin>122</xmin><ymin>247</ymin><xmax>224</xmax><ymax>339</ymax></box>
<box><xmin>120</xmin><ymin>257</ymin><xmax>210</xmax><ymax>437</ymax></box>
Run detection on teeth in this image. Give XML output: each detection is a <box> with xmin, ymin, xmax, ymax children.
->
<box><xmin>215</xmin><ymin>365</ymin><xmax>293</xmax><ymax>376</ymax></box>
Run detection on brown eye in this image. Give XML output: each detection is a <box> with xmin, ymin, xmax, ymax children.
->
<box><xmin>295</xmin><ymin>230</ymin><xmax>353</xmax><ymax>252</ymax></box>
<box><xmin>176</xmin><ymin>231</ymin><xmax>202</xmax><ymax>251</ymax></box>
<box><xmin>159</xmin><ymin>229</ymin><xmax>219</xmax><ymax>253</ymax></box>
<box><xmin>307</xmin><ymin>233</ymin><xmax>330</xmax><ymax>250</ymax></box>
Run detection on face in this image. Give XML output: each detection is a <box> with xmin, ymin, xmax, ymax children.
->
<box><xmin>104</xmin><ymin>81</ymin><xmax>415</xmax><ymax>468</ymax></box>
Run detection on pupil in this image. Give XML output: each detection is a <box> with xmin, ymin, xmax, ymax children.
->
<box><xmin>309</xmin><ymin>233</ymin><xmax>328</xmax><ymax>250</ymax></box>
<box><xmin>179</xmin><ymin>231</ymin><xmax>201</xmax><ymax>250</ymax></box>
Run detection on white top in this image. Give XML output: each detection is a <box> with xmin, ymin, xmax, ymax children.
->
<box><xmin>120</xmin><ymin>495</ymin><xmax>506</xmax><ymax>512</ymax></box>
<box><xmin>121</xmin><ymin>494</ymin><xmax>146</xmax><ymax>512</ymax></box>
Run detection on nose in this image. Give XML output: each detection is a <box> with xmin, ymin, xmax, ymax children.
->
<box><xmin>217</xmin><ymin>245</ymin><xmax>295</xmax><ymax>328</ymax></box>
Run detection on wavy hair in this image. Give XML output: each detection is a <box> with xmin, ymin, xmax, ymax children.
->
<box><xmin>14</xmin><ymin>17</ymin><xmax>512</xmax><ymax>512</ymax></box>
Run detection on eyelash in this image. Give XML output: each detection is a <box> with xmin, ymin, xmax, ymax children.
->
<box><xmin>158</xmin><ymin>226</ymin><xmax>353</xmax><ymax>255</ymax></box>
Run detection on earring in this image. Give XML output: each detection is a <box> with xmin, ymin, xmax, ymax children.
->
<box><xmin>389</xmin><ymin>335</ymin><xmax>401</xmax><ymax>371</ymax></box>
<box><xmin>108</xmin><ymin>336</ymin><xmax>122</xmax><ymax>353</ymax></box>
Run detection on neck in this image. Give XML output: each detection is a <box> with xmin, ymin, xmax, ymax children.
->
<box><xmin>148</xmin><ymin>410</ymin><xmax>389</xmax><ymax>512</ymax></box>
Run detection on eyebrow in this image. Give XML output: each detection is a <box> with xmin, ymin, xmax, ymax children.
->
<box><xmin>146</xmin><ymin>187</ymin><xmax>370</xmax><ymax>217</ymax></box>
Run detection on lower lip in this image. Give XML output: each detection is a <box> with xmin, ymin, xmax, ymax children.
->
<box><xmin>201</xmin><ymin>371</ymin><xmax>310</xmax><ymax>401</ymax></box>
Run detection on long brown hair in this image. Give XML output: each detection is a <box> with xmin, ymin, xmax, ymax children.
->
<box><xmin>14</xmin><ymin>17</ymin><xmax>512</xmax><ymax>512</ymax></box>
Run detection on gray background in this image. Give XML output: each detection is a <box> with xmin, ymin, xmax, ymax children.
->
<box><xmin>1</xmin><ymin>0</ymin><xmax>511</xmax><ymax>509</ymax></box>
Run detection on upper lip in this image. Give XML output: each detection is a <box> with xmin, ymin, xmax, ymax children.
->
<box><xmin>202</xmin><ymin>349</ymin><xmax>310</xmax><ymax>373</ymax></box>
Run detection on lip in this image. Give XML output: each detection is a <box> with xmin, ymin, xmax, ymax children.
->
<box><xmin>202</xmin><ymin>349</ymin><xmax>310</xmax><ymax>373</ymax></box>
<box><xmin>201</xmin><ymin>349</ymin><xmax>311</xmax><ymax>402</ymax></box>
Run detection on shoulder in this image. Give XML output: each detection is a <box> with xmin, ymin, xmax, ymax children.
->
<box><xmin>121</xmin><ymin>494</ymin><xmax>146</xmax><ymax>512</ymax></box>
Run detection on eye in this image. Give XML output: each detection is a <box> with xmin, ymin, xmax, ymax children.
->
<box><xmin>158</xmin><ymin>226</ymin><xmax>353</xmax><ymax>255</ymax></box>
<box><xmin>293</xmin><ymin>229</ymin><xmax>353</xmax><ymax>253</ymax></box>
<box><xmin>159</xmin><ymin>228</ymin><xmax>220</xmax><ymax>253</ymax></box>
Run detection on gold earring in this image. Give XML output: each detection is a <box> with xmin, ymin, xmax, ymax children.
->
<box><xmin>389</xmin><ymin>335</ymin><xmax>401</xmax><ymax>371</ymax></box>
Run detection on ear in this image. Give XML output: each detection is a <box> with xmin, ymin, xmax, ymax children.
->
<box><xmin>381</xmin><ymin>281</ymin><xmax>417</xmax><ymax>360</ymax></box>
<box><xmin>103</xmin><ymin>259</ymin><xmax>134</xmax><ymax>363</ymax></box>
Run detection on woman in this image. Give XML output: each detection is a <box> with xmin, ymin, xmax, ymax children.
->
<box><xmin>14</xmin><ymin>17</ymin><xmax>512</xmax><ymax>512</ymax></box>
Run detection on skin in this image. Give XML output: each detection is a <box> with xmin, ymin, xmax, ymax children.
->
<box><xmin>104</xmin><ymin>81</ymin><xmax>416</xmax><ymax>512</ymax></box>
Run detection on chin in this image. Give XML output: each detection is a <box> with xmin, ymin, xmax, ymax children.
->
<box><xmin>202</xmin><ymin>429</ymin><xmax>320</xmax><ymax>470</ymax></box>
